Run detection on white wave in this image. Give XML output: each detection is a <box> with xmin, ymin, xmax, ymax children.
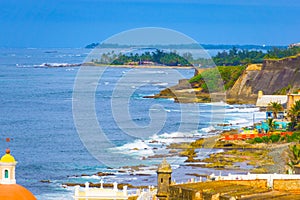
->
<box><xmin>159</xmin><ymin>132</ymin><xmax>194</xmax><ymax>138</ymax></box>
<box><xmin>149</xmin><ymin>108</ymin><xmax>162</xmax><ymax>112</ymax></box>
<box><xmin>200</xmin><ymin>126</ymin><xmax>216</xmax><ymax>133</ymax></box>
<box><xmin>81</xmin><ymin>175</ymin><xmax>105</xmax><ymax>179</ymax></box>
<box><xmin>16</xmin><ymin>64</ymin><xmax>32</xmax><ymax>68</ymax></box>
<box><xmin>226</xmin><ymin>107</ymin><xmax>259</xmax><ymax>113</ymax></box>
<box><xmin>112</xmin><ymin>140</ymin><xmax>154</xmax><ymax>157</ymax></box>
<box><xmin>227</xmin><ymin>118</ymin><xmax>249</xmax><ymax>125</ymax></box>
<box><xmin>34</xmin><ymin>63</ymin><xmax>81</xmax><ymax>67</ymax></box>
<box><xmin>152</xmin><ymin>82</ymin><xmax>168</xmax><ymax>87</ymax></box>
<box><xmin>203</xmin><ymin>101</ymin><xmax>228</xmax><ymax>106</ymax></box>
<box><xmin>131</xmin><ymin>169</ymin><xmax>157</xmax><ymax>175</ymax></box>
<box><xmin>149</xmin><ymin>132</ymin><xmax>196</xmax><ymax>145</ymax></box>
<box><xmin>162</xmin><ymin>108</ymin><xmax>181</xmax><ymax>113</ymax></box>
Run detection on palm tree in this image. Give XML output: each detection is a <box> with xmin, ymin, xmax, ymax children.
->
<box><xmin>289</xmin><ymin>100</ymin><xmax>300</xmax><ymax>121</ymax></box>
<box><xmin>267</xmin><ymin>101</ymin><xmax>284</xmax><ymax>119</ymax></box>
<box><xmin>288</xmin><ymin>144</ymin><xmax>300</xmax><ymax>170</ymax></box>
<box><xmin>288</xmin><ymin>100</ymin><xmax>300</xmax><ymax>130</ymax></box>
<box><xmin>267</xmin><ymin>118</ymin><xmax>274</xmax><ymax>132</ymax></box>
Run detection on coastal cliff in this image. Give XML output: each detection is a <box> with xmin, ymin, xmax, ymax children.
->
<box><xmin>152</xmin><ymin>54</ymin><xmax>300</xmax><ymax>104</ymax></box>
<box><xmin>227</xmin><ymin>54</ymin><xmax>300</xmax><ymax>104</ymax></box>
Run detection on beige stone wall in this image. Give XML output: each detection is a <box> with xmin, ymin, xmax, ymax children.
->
<box><xmin>273</xmin><ymin>179</ymin><xmax>300</xmax><ymax>191</ymax></box>
<box><xmin>222</xmin><ymin>180</ymin><xmax>268</xmax><ymax>189</ymax></box>
<box><xmin>169</xmin><ymin>187</ymin><xmax>196</xmax><ymax>200</ymax></box>
<box><xmin>287</xmin><ymin>94</ymin><xmax>300</xmax><ymax>110</ymax></box>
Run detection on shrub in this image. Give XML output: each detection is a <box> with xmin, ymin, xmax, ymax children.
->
<box><xmin>262</xmin><ymin>136</ymin><xmax>270</xmax><ymax>143</ymax></box>
<box><xmin>270</xmin><ymin>134</ymin><xmax>281</xmax><ymax>143</ymax></box>
<box><xmin>254</xmin><ymin>137</ymin><xmax>263</xmax><ymax>143</ymax></box>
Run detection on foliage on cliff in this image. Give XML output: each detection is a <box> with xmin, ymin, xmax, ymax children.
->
<box><xmin>213</xmin><ymin>47</ymin><xmax>264</xmax><ymax>66</ymax></box>
<box><xmin>111</xmin><ymin>49</ymin><xmax>192</xmax><ymax>66</ymax></box>
<box><xmin>189</xmin><ymin>66</ymin><xmax>246</xmax><ymax>92</ymax></box>
<box><xmin>212</xmin><ymin>46</ymin><xmax>300</xmax><ymax>66</ymax></box>
<box><xmin>264</xmin><ymin>46</ymin><xmax>300</xmax><ymax>59</ymax></box>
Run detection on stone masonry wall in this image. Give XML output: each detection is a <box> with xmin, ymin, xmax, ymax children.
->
<box><xmin>273</xmin><ymin>179</ymin><xmax>300</xmax><ymax>191</ymax></box>
<box><xmin>222</xmin><ymin>180</ymin><xmax>268</xmax><ymax>189</ymax></box>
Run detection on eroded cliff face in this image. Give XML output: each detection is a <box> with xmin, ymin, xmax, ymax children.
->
<box><xmin>227</xmin><ymin>55</ymin><xmax>300</xmax><ymax>104</ymax></box>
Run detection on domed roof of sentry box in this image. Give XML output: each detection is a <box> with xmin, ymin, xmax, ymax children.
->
<box><xmin>0</xmin><ymin>149</ymin><xmax>16</xmax><ymax>163</ymax></box>
<box><xmin>157</xmin><ymin>158</ymin><xmax>172</xmax><ymax>173</ymax></box>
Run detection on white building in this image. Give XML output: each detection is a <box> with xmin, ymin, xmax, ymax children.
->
<box><xmin>73</xmin><ymin>180</ymin><xmax>156</xmax><ymax>200</ymax></box>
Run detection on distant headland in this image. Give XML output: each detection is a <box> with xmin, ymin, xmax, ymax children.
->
<box><xmin>148</xmin><ymin>45</ymin><xmax>300</xmax><ymax>104</ymax></box>
<box><xmin>85</xmin><ymin>42</ymin><xmax>286</xmax><ymax>50</ymax></box>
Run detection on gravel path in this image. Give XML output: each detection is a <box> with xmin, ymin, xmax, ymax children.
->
<box><xmin>266</xmin><ymin>143</ymin><xmax>290</xmax><ymax>173</ymax></box>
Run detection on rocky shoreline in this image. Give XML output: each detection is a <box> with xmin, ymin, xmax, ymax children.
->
<box><xmin>170</xmin><ymin>130</ymin><xmax>291</xmax><ymax>174</ymax></box>
<box><xmin>60</xmin><ymin>130</ymin><xmax>292</xmax><ymax>189</ymax></box>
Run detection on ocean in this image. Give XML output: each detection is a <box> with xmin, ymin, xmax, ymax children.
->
<box><xmin>0</xmin><ymin>48</ymin><xmax>265</xmax><ymax>199</ymax></box>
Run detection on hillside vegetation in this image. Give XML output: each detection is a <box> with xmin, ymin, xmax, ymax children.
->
<box><xmin>153</xmin><ymin>46</ymin><xmax>300</xmax><ymax>103</ymax></box>
<box><xmin>189</xmin><ymin>66</ymin><xmax>246</xmax><ymax>92</ymax></box>
<box><xmin>211</xmin><ymin>46</ymin><xmax>300</xmax><ymax>66</ymax></box>
<box><xmin>111</xmin><ymin>49</ymin><xmax>192</xmax><ymax>66</ymax></box>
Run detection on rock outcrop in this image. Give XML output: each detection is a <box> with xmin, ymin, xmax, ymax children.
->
<box><xmin>227</xmin><ymin>55</ymin><xmax>300</xmax><ymax>104</ymax></box>
<box><xmin>150</xmin><ymin>54</ymin><xmax>300</xmax><ymax>104</ymax></box>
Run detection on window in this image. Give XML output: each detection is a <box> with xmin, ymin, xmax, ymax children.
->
<box><xmin>161</xmin><ymin>178</ymin><xmax>163</xmax><ymax>183</ymax></box>
<box><xmin>169</xmin><ymin>177</ymin><xmax>171</xmax><ymax>184</ymax></box>
<box><xmin>4</xmin><ymin>170</ymin><xmax>9</xmax><ymax>179</ymax></box>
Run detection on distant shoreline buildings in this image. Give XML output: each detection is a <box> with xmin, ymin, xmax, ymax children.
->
<box><xmin>289</xmin><ymin>42</ymin><xmax>300</xmax><ymax>48</ymax></box>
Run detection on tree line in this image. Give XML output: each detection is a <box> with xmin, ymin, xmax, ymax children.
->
<box><xmin>110</xmin><ymin>49</ymin><xmax>191</xmax><ymax>66</ymax></box>
<box><xmin>213</xmin><ymin>46</ymin><xmax>300</xmax><ymax>66</ymax></box>
<box><xmin>92</xmin><ymin>46</ymin><xmax>300</xmax><ymax>67</ymax></box>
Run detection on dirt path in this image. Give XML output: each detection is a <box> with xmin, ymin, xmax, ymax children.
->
<box><xmin>266</xmin><ymin>143</ymin><xmax>290</xmax><ymax>173</ymax></box>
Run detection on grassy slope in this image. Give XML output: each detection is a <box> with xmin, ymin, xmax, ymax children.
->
<box><xmin>189</xmin><ymin>66</ymin><xmax>246</xmax><ymax>91</ymax></box>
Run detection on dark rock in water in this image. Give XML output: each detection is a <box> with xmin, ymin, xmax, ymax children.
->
<box><xmin>130</xmin><ymin>173</ymin><xmax>151</xmax><ymax>176</ymax></box>
<box><xmin>217</xmin><ymin>123</ymin><xmax>232</xmax><ymax>127</ymax></box>
<box><xmin>44</xmin><ymin>51</ymin><xmax>58</xmax><ymax>53</ymax></box>
<box><xmin>143</xmin><ymin>95</ymin><xmax>155</xmax><ymax>98</ymax></box>
<box><xmin>80</xmin><ymin>174</ymin><xmax>89</xmax><ymax>177</ymax></box>
<box><xmin>40</xmin><ymin>180</ymin><xmax>51</xmax><ymax>183</ymax></box>
<box><xmin>95</xmin><ymin>172</ymin><xmax>114</xmax><ymax>176</ymax></box>
<box><xmin>68</xmin><ymin>172</ymin><xmax>115</xmax><ymax>178</ymax></box>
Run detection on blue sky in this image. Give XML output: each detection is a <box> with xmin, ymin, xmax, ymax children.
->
<box><xmin>0</xmin><ymin>0</ymin><xmax>299</xmax><ymax>47</ymax></box>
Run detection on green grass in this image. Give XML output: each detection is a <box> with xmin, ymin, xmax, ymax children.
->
<box><xmin>189</xmin><ymin>66</ymin><xmax>246</xmax><ymax>92</ymax></box>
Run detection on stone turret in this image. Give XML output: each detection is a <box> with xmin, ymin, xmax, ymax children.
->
<box><xmin>156</xmin><ymin>158</ymin><xmax>172</xmax><ymax>200</ymax></box>
<box><xmin>258</xmin><ymin>90</ymin><xmax>263</xmax><ymax>99</ymax></box>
